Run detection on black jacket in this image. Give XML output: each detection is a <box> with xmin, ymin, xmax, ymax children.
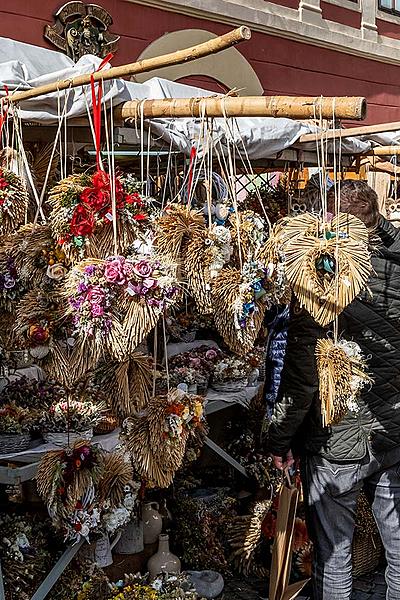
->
<box><xmin>267</xmin><ymin>216</ymin><xmax>400</xmax><ymax>461</ymax></box>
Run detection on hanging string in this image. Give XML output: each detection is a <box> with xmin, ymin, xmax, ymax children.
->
<box><xmin>0</xmin><ymin>85</ymin><xmax>9</xmax><ymax>148</ymax></box>
<box><xmin>152</xmin><ymin>325</ymin><xmax>158</xmax><ymax>397</ymax></box>
<box><xmin>221</xmin><ymin>97</ymin><xmax>243</xmax><ymax>268</ymax></box>
<box><xmin>12</xmin><ymin>110</ymin><xmax>45</xmax><ymax>222</ymax></box>
<box><xmin>90</xmin><ymin>53</ymin><xmax>113</xmax><ymax>172</ymax></box>
<box><xmin>146</xmin><ymin>122</ymin><xmax>152</xmax><ymax>197</ymax></box>
<box><xmin>161</xmin><ymin>138</ymin><xmax>174</xmax><ymax>209</ymax></box>
<box><xmin>230</xmin><ymin>118</ymin><xmax>272</xmax><ymax>230</ymax></box>
<box><xmin>34</xmin><ymin>87</ymin><xmax>71</xmax><ymax>225</ymax></box>
<box><xmin>162</xmin><ymin>316</ymin><xmax>170</xmax><ymax>393</ymax></box>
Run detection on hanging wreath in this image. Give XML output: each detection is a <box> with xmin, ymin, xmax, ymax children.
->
<box><xmin>36</xmin><ymin>442</ymin><xmax>139</xmax><ymax>542</ymax></box>
<box><xmin>271</xmin><ymin>213</ymin><xmax>372</xmax><ymax>326</ymax></box>
<box><xmin>36</xmin><ymin>440</ymin><xmax>104</xmax><ymax>541</ymax></box>
<box><xmin>47</xmin><ymin>171</ymin><xmax>148</xmax><ymax>261</ymax></box>
<box><xmin>120</xmin><ymin>388</ymin><xmax>207</xmax><ymax>488</ymax></box>
<box><xmin>0</xmin><ymin>168</ymin><xmax>29</xmax><ymax>236</ymax></box>
<box><xmin>64</xmin><ymin>254</ymin><xmax>179</xmax><ymax>379</ymax></box>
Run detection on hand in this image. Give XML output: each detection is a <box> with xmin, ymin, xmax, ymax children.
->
<box><xmin>272</xmin><ymin>450</ymin><xmax>294</xmax><ymax>470</ymax></box>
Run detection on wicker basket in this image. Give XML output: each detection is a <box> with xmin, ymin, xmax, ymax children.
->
<box><xmin>352</xmin><ymin>490</ymin><xmax>384</xmax><ymax>578</ymax></box>
<box><xmin>352</xmin><ymin>531</ymin><xmax>384</xmax><ymax>578</ymax></box>
<box><xmin>94</xmin><ymin>414</ymin><xmax>118</xmax><ymax>435</ymax></box>
<box><xmin>43</xmin><ymin>429</ymin><xmax>93</xmax><ymax>447</ymax></box>
<box><xmin>0</xmin><ymin>433</ymin><xmax>32</xmax><ymax>454</ymax></box>
<box><xmin>211</xmin><ymin>379</ymin><xmax>248</xmax><ymax>393</ymax></box>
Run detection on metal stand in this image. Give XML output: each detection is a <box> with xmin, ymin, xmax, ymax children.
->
<box><xmin>31</xmin><ymin>539</ymin><xmax>84</xmax><ymax>600</ymax></box>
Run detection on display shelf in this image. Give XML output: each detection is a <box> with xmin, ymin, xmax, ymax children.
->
<box><xmin>0</xmin><ymin>386</ymin><xmax>259</xmax><ymax>596</ymax></box>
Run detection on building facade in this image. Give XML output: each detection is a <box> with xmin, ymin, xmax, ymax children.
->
<box><xmin>2</xmin><ymin>0</ymin><xmax>400</xmax><ymax>123</ymax></box>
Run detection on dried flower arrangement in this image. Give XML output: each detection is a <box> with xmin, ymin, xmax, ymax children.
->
<box><xmin>106</xmin><ymin>572</ymin><xmax>207</xmax><ymax>600</ymax></box>
<box><xmin>40</xmin><ymin>399</ymin><xmax>104</xmax><ymax>434</ymax></box>
<box><xmin>36</xmin><ymin>442</ymin><xmax>138</xmax><ymax>543</ymax></box>
<box><xmin>0</xmin><ymin>254</ymin><xmax>25</xmax><ymax>311</ymax></box>
<box><xmin>65</xmin><ymin>254</ymin><xmax>179</xmax><ymax>372</ymax></box>
<box><xmin>47</xmin><ymin>171</ymin><xmax>148</xmax><ymax>261</ymax></box>
<box><xmin>0</xmin><ymin>513</ymin><xmax>57</xmax><ymax>600</ymax></box>
<box><xmin>120</xmin><ymin>389</ymin><xmax>207</xmax><ymax>488</ymax></box>
<box><xmin>212</xmin><ymin>355</ymin><xmax>252</xmax><ymax>385</ymax></box>
<box><xmin>0</xmin><ymin>376</ymin><xmax>65</xmax><ymax>409</ymax></box>
<box><xmin>316</xmin><ymin>337</ymin><xmax>372</xmax><ymax>426</ymax></box>
<box><xmin>0</xmin><ymin>404</ymin><xmax>33</xmax><ymax>434</ymax></box>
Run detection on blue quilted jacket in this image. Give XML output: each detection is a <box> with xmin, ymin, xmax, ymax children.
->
<box><xmin>264</xmin><ymin>306</ymin><xmax>290</xmax><ymax>418</ymax></box>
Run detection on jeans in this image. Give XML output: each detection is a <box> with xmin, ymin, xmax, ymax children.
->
<box><xmin>301</xmin><ymin>447</ymin><xmax>400</xmax><ymax>600</ymax></box>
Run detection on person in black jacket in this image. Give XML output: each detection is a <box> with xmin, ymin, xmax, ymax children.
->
<box><xmin>267</xmin><ymin>180</ymin><xmax>400</xmax><ymax>600</ymax></box>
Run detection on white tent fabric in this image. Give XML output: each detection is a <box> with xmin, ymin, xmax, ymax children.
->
<box><xmin>0</xmin><ymin>36</ymin><xmax>397</xmax><ymax>159</ymax></box>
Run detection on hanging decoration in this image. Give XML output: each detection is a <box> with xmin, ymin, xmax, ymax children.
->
<box><xmin>316</xmin><ymin>337</ymin><xmax>372</xmax><ymax>426</ymax></box>
<box><xmin>64</xmin><ymin>254</ymin><xmax>179</xmax><ymax>378</ymax></box>
<box><xmin>0</xmin><ymin>168</ymin><xmax>29</xmax><ymax>236</ymax></box>
<box><xmin>212</xmin><ymin>266</ymin><xmax>270</xmax><ymax>356</ymax></box>
<box><xmin>184</xmin><ymin>224</ymin><xmax>232</xmax><ymax>315</ymax></box>
<box><xmin>120</xmin><ymin>388</ymin><xmax>207</xmax><ymax>488</ymax></box>
<box><xmin>36</xmin><ymin>440</ymin><xmax>104</xmax><ymax>542</ymax></box>
<box><xmin>98</xmin><ymin>352</ymin><xmax>154</xmax><ymax>417</ymax></box>
<box><xmin>36</xmin><ymin>441</ymin><xmax>139</xmax><ymax>543</ymax></box>
<box><xmin>47</xmin><ymin>171</ymin><xmax>147</xmax><ymax>262</ymax></box>
<box><xmin>227</xmin><ymin>499</ymin><xmax>273</xmax><ymax>577</ymax></box>
<box><xmin>271</xmin><ymin>212</ymin><xmax>371</xmax><ymax>326</ymax></box>
<box><xmin>155</xmin><ymin>204</ymin><xmax>204</xmax><ymax>262</ymax></box>
<box><xmin>2</xmin><ymin>224</ymin><xmax>64</xmax><ymax>287</ymax></box>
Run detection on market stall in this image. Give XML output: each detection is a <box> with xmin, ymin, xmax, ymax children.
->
<box><xmin>0</xmin><ymin>26</ymin><xmax>392</xmax><ymax>600</ymax></box>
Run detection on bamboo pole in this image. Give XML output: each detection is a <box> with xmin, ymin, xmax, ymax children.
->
<box><xmin>115</xmin><ymin>95</ymin><xmax>366</xmax><ymax>122</ymax></box>
<box><xmin>299</xmin><ymin>120</ymin><xmax>400</xmax><ymax>144</ymax></box>
<box><xmin>364</xmin><ymin>145</ymin><xmax>400</xmax><ymax>156</ymax></box>
<box><xmin>5</xmin><ymin>27</ymin><xmax>251</xmax><ymax>104</ymax></box>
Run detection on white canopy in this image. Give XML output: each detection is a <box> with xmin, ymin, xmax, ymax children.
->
<box><xmin>0</xmin><ymin>36</ymin><xmax>398</xmax><ymax>160</ymax></box>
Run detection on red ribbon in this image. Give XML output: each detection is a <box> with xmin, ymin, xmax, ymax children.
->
<box><xmin>187</xmin><ymin>146</ymin><xmax>197</xmax><ymax>204</ymax></box>
<box><xmin>0</xmin><ymin>85</ymin><xmax>9</xmax><ymax>146</ymax></box>
<box><xmin>90</xmin><ymin>54</ymin><xmax>113</xmax><ymax>171</ymax></box>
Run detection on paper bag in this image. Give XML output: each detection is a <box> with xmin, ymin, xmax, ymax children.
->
<box><xmin>269</xmin><ymin>482</ymin><xmax>310</xmax><ymax>600</ymax></box>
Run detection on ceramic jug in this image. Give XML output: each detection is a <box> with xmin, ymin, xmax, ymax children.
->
<box><xmin>143</xmin><ymin>501</ymin><xmax>163</xmax><ymax>545</ymax></box>
<box><xmin>114</xmin><ymin>519</ymin><xmax>144</xmax><ymax>554</ymax></box>
<box><xmin>92</xmin><ymin>531</ymin><xmax>121</xmax><ymax>568</ymax></box>
<box><xmin>147</xmin><ymin>534</ymin><xmax>181</xmax><ymax>579</ymax></box>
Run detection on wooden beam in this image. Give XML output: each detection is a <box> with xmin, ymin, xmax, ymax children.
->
<box><xmin>299</xmin><ymin>120</ymin><xmax>400</xmax><ymax>144</ymax></box>
<box><xmin>115</xmin><ymin>95</ymin><xmax>366</xmax><ymax>122</ymax></box>
<box><xmin>6</xmin><ymin>27</ymin><xmax>251</xmax><ymax>104</ymax></box>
